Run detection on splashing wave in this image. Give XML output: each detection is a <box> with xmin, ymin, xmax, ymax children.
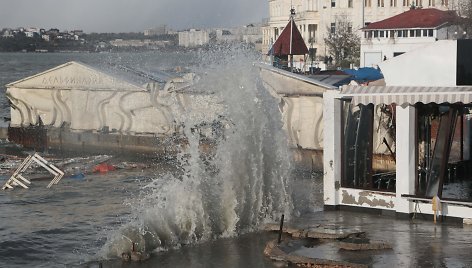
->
<box><xmin>101</xmin><ymin>45</ymin><xmax>294</xmax><ymax>257</ymax></box>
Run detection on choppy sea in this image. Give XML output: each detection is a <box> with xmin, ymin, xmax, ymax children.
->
<box><xmin>0</xmin><ymin>49</ymin><xmax>322</xmax><ymax>267</ymax></box>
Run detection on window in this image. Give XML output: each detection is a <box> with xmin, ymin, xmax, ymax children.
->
<box><xmin>410</xmin><ymin>30</ymin><xmax>415</xmax><ymax>37</ymax></box>
<box><xmin>342</xmin><ymin>103</ymin><xmax>396</xmax><ymax>192</ymax></box>
<box><xmin>398</xmin><ymin>30</ymin><xmax>403</xmax><ymax>37</ymax></box>
<box><xmin>390</xmin><ymin>30</ymin><xmax>395</xmax><ymax>38</ymax></box>
<box><xmin>380</xmin><ymin>31</ymin><xmax>385</xmax><ymax>37</ymax></box>
<box><xmin>309</xmin><ymin>48</ymin><xmax>316</xmax><ymax>61</ymax></box>
<box><xmin>308</xmin><ymin>24</ymin><xmax>317</xmax><ymax>42</ymax></box>
<box><xmin>378</xmin><ymin>0</ymin><xmax>385</xmax><ymax>6</ymax></box>
<box><xmin>374</xmin><ymin>30</ymin><xmax>379</xmax><ymax>37</ymax></box>
<box><xmin>429</xmin><ymin>0</ymin><xmax>435</xmax><ymax>6</ymax></box>
<box><xmin>391</xmin><ymin>0</ymin><xmax>397</xmax><ymax>6</ymax></box>
<box><xmin>331</xmin><ymin>0</ymin><xmax>336</xmax><ymax>7</ymax></box>
<box><xmin>403</xmin><ymin>30</ymin><xmax>408</xmax><ymax>37</ymax></box>
<box><xmin>365</xmin><ymin>0</ymin><xmax>372</xmax><ymax>7</ymax></box>
<box><xmin>307</xmin><ymin>0</ymin><xmax>315</xmax><ymax>10</ymax></box>
<box><xmin>403</xmin><ymin>0</ymin><xmax>410</xmax><ymax>6</ymax></box>
<box><xmin>331</xmin><ymin>23</ymin><xmax>336</xmax><ymax>34</ymax></box>
<box><xmin>428</xmin><ymin>29</ymin><xmax>434</xmax><ymax>37</ymax></box>
<box><xmin>457</xmin><ymin>39</ymin><xmax>472</xmax><ymax>85</ymax></box>
<box><xmin>349</xmin><ymin>0</ymin><xmax>353</xmax><ymax>7</ymax></box>
<box><xmin>415</xmin><ymin>29</ymin><xmax>421</xmax><ymax>37</ymax></box>
<box><xmin>416</xmin><ymin>103</ymin><xmax>472</xmax><ymax>202</ymax></box>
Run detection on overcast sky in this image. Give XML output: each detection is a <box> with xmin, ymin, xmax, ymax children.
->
<box><xmin>0</xmin><ymin>0</ymin><xmax>268</xmax><ymax>33</ymax></box>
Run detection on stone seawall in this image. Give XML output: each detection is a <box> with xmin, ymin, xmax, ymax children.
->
<box><xmin>8</xmin><ymin>126</ymin><xmax>323</xmax><ymax>171</ymax></box>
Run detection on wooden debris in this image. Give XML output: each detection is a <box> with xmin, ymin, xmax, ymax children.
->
<box><xmin>264</xmin><ymin>239</ymin><xmax>368</xmax><ymax>268</ymax></box>
<box><xmin>263</xmin><ymin>222</ymin><xmax>391</xmax><ymax>267</ymax></box>
<box><xmin>338</xmin><ymin>237</ymin><xmax>392</xmax><ymax>251</ymax></box>
<box><xmin>263</xmin><ymin>224</ymin><xmax>363</xmax><ymax>240</ymax></box>
<box><xmin>305</xmin><ymin>226</ymin><xmax>365</xmax><ymax>240</ymax></box>
<box><xmin>263</xmin><ymin>223</ymin><xmax>320</xmax><ymax>238</ymax></box>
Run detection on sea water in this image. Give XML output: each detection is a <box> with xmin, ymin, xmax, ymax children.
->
<box><xmin>0</xmin><ymin>48</ymin><xmax>322</xmax><ymax>267</ymax></box>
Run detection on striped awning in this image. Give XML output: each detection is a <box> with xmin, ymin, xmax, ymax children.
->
<box><xmin>340</xmin><ymin>85</ymin><xmax>472</xmax><ymax>106</ymax></box>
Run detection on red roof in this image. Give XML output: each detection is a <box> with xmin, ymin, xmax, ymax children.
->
<box><xmin>271</xmin><ymin>19</ymin><xmax>308</xmax><ymax>56</ymax></box>
<box><xmin>364</xmin><ymin>8</ymin><xmax>459</xmax><ymax>30</ymax></box>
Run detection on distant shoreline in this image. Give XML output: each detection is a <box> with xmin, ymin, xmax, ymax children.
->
<box><xmin>0</xmin><ymin>44</ymin><xmax>259</xmax><ymax>54</ymax></box>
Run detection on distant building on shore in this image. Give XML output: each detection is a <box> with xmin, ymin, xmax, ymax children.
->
<box><xmin>144</xmin><ymin>25</ymin><xmax>168</xmax><ymax>36</ymax></box>
<box><xmin>110</xmin><ymin>39</ymin><xmax>170</xmax><ymax>48</ymax></box>
<box><xmin>178</xmin><ymin>29</ymin><xmax>210</xmax><ymax>48</ymax></box>
<box><xmin>220</xmin><ymin>24</ymin><xmax>263</xmax><ymax>48</ymax></box>
<box><xmin>241</xmin><ymin>24</ymin><xmax>263</xmax><ymax>46</ymax></box>
<box><xmin>361</xmin><ymin>8</ymin><xmax>462</xmax><ymax>67</ymax></box>
<box><xmin>262</xmin><ymin>0</ymin><xmax>455</xmax><ymax>62</ymax></box>
<box><xmin>1</xmin><ymin>29</ymin><xmax>14</xmax><ymax>38</ymax></box>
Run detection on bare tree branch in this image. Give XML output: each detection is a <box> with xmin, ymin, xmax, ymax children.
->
<box><xmin>324</xmin><ymin>15</ymin><xmax>360</xmax><ymax>69</ymax></box>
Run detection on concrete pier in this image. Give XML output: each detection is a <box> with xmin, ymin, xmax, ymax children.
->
<box><xmin>267</xmin><ymin>210</ymin><xmax>472</xmax><ymax>267</ymax></box>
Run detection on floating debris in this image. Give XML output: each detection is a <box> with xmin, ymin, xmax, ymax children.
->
<box><xmin>338</xmin><ymin>237</ymin><xmax>392</xmax><ymax>251</ymax></box>
<box><xmin>2</xmin><ymin>153</ymin><xmax>64</xmax><ymax>190</ymax></box>
<box><xmin>264</xmin><ymin>239</ymin><xmax>368</xmax><ymax>268</ymax></box>
<box><xmin>121</xmin><ymin>242</ymin><xmax>150</xmax><ymax>262</ymax></box>
<box><xmin>263</xmin><ymin>223</ymin><xmax>391</xmax><ymax>267</ymax></box>
<box><xmin>263</xmin><ymin>224</ymin><xmax>364</xmax><ymax>239</ymax></box>
<box><xmin>305</xmin><ymin>226</ymin><xmax>365</xmax><ymax>240</ymax></box>
<box><xmin>92</xmin><ymin>162</ymin><xmax>116</xmax><ymax>174</ymax></box>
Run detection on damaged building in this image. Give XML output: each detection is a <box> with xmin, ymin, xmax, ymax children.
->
<box><xmin>324</xmin><ymin>39</ymin><xmax>472</xmax><ymax>222</ymax></box>
<box><xmin>6</xmin><ymin>61</ymin><xmax>222</xmax><ymax>154</ymax></box>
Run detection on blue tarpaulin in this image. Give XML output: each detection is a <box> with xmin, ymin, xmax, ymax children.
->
<box><xmin>342</xmin><ymin>67</ymin><xmax>383</xmax><ymax>82</ymax></box>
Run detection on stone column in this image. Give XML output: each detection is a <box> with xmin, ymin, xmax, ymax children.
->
<box><xmin>395</xmin><ymin>104</ymin><xmax>416</xmax><ymax>214</ymax></box>
<box><xmin>323</xmin><ymin>91</ymin><xmax>342</xmax><ymax>208</ymax></box>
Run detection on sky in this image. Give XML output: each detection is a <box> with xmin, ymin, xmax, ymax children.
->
<box><xmin>0</xmin><ymin>0</ymin><xmax>268</xmax><ymax>33</ymax></box>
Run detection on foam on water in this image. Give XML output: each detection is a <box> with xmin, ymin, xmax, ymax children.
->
<box><xmin>101</xmin><ymin>45</ymin><xmax>294</xmax><ymax>257</ymax></box>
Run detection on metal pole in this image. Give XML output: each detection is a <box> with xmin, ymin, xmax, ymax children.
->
<box><xmin>461</xmin><ymin>113</ymin><xmax>464</xmax><ymax>161</ymax></box>
<box><xmin>289</xmin><ymin>18</ymin><xmax>293</xmax><ymax>55</ymax></box>
<box><xmin>278</xmin><ymin>214</ymin><xmax>285</xmax><ymax>244</ymax></box>
<box><xmin>290</xmin><ymin>18</ymin><xmax>293</xmax><ymax>71</ymax></box>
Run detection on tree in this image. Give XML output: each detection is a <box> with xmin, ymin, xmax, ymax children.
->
<box><xmin>457</xmin><ymin>0</ymin><xmax>472</xmax><ymax>38</ymax></box>
<box><xmin>324</xmin><ymin>15</ymin><xmax>360</xmax><ymax>69</ymax></box>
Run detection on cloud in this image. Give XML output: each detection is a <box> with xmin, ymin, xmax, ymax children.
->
<box><xmin>0</xmin><ymin>0</ymin><xmax>268</xmax><ymax>32</ymax></box>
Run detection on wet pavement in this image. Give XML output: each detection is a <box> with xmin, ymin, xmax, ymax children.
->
<box><xmin>285</xmin><ymin>210</ymin><xmax>472</xmax><ymax>268</ymax></box>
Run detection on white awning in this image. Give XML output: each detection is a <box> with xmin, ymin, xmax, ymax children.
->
<box><xmin>340</xmin><ymin>85</ymin><xmax>472</xmax><ymax>106</ymax></box>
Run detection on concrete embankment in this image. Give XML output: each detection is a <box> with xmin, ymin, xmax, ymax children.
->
<box><xmin>263</xmin><ymin>210</ymin><xmax>472</xmax><ymax>267</ymax></box>
<box><xmin>0</xmin><ymin>127</ymin><xmax>7</xmax><ymax>140</ymax></box>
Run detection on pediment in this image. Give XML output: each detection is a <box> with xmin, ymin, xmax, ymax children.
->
<box><xmin>6</xmin><ymin>61</ymin><xmax>146</xmax><ymax>91</ymax></box>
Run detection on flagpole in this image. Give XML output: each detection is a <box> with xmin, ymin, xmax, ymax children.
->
<box><xmin>289</xmin><ymin>15</ymin><xmax>293</xmax><ymax>55</ymax></box>
<box><xmin>290</xmin><ymin>7</ymin><xmax>294</xmax><ymax>71</ymax></box>
<box><xmin>290</xmin><ymin>0</ymin><xmax>293</xmax><ymax>55</ymax></box>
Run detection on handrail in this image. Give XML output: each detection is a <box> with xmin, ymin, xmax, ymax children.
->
<box><xmin>402</xmin><ymin>194</ymin><xmax>472</xmax><ymax>207</ymax></box>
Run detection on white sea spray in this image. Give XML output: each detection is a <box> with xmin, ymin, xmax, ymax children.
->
<box><xmin>101</xmin><ymin>45</ymin><xmax>294</xmax><ymax>257</ymax></box>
